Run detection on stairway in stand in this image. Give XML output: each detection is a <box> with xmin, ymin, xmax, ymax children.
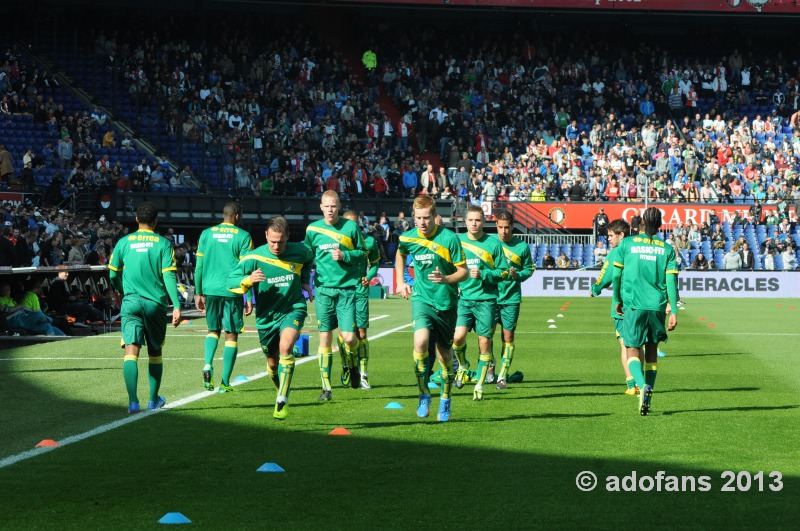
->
<box><xmin>310</xmin><ymin>7</ymin><xmax>443</xmax><ymax>170</ymax></box>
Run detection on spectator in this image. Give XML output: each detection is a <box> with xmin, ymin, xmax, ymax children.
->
<box><xmin>722</xmin><ymin>248</ymin><xmax>742</xmax><ymax>270</ymax></box>
<box><xmin>739</xmin><ymin>242</ymin><xmax>755</xmax><ymax>270</ymax></box>
<box><xmin>690</xmin><ymin>252</ymin><xmax>709</xmax><ymax>270</ymax></box>
<box><xmin>557</xmin><ymin>252</ymin><xmax>570</xmax><ymax>269</ymax></box>
<box><xmin>0</xmin><ymin>145</ymin><xmax>13</xmax><ymax>186</ymax></box>
<box><xmin>782</xmin><ymin>245</ymin><xmax>797</xmax><ymax>270</ymax></box>
<box><xmin>542</xmin><ymin>252</ymin><xmax>556</xmax><ymax>269</ymax></box>
<box><xmin>594</xmin><ymin>241</ymin><xmax>608</xmax><ymax>266</ymax></box>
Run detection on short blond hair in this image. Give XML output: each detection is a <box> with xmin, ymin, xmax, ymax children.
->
<box><xmin>412</xmin><ymin>195</ymin><xmax>436</xmax><ymax>214</ymax></box>
<box><xmin>321</xmin><ymin>190</ymin><xmax>340</xmax><ymax>205</ymax></box>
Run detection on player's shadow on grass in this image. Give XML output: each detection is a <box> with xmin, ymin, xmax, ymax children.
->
<box><xmin>497</xmin><ymin>391</ymin><xmax>619</xmax><ymax>400</ymax></box>
<box><xmin>532</xmin><ymin>382</ymin><xmax>621</xmax><ymax>389</ymax></box>
<box><xmin>660</xmin><ymin>386</ymin><xmax>759</xmax><ymax>394</ymax></box>
<box><xmin>661</xmin><ymin>404</ymin><xmax>800</xmax><ymax>416</ymax></box>
<box><xmin>336</xmin><ymin>412</ymin><xmax>613</xmax><ymax>429</ymax></box>
<box><xmin>0</xmin><ymin>367</ymin><xmax>115</xmax><ymax>374</ymax></box>
<box><xmin>668</xmin><ymin>352</ymin><xmax>748</xmax><ymax>358</ymax></box>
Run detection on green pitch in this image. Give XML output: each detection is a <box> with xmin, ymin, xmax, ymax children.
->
<box><xmin>1</xmin><ymin>297</ymin><xmax>797</xmax><ymax>529</ymax></box>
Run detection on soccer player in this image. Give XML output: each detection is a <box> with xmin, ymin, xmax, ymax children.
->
<box><xmin>108</xmin><ymin>202</ymin><xmax>181</xmax><ymax>414</ymax></box>
<box><xmin>195</xmin><ymin>201</ymin><xmax>253</xmax><ymax>393</ymax></box>
<box><xmin>452</xmin><ymin>205</ymin><xmax>508</xmax><ymax>401</ymax></box>
<box><xmin>591</xmin><ymin>218</ymin><xmax>640</xmax><ymax>395</ymax></box>
<box><xmin>304</xmin><ymin>190</ymin><xmax>367</xmax><ymax>401</ymax></box>
<box><xmin>228</xmin><ymin>216</ymin><xmax>313</xmax><ymax>419</ymax></box>
<box><xmin>395</xmin><ymin>196</ymin><xmax>468</xmax><ymax>422</ymax></box>
<box><xmin>339</xmin><ymin>210</ymin><xmax>381</xmax><ymax>389</ymax></box>
<box><xmin>494</xmin><ymin>210</ymin><xmax>535</xmax><ymax>390</ymax></box>
<box><xmin>612</xmin><ymin>207</ymin><xmax>678</xmax><ymax>416</ymax></box>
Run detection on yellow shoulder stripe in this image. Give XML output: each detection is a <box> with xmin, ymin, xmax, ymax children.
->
<box><xmin>613</xmin><ymin>261</ymin><xmax>624</xmax><ymax>269</ymax></box>
<box><xmin>307</xmin><ymin>225</ymin><xmax>354</xmax><ymax>250</ymax></box>
<box><xmin>162</xmin><ymin>267</ymin><xmax>177</xmax><ymax>273</ymax></box>
<box><xmin>240</xmin><ymin>254</ymin><xmax>302</xmax><ymax>274</ymax></box>
<box><xmin>461</xmin><ymin>241</ymin><xmax>495</xmax><ymax>268</ymax></box>
<box><xmin>399</xmin><ymin>235</ymin><xmax>453</xmax><ymax>264</ymax></box>
<box><xmin>666</xmin><ymin>269</ymin><xmax>680</xmax><ymax>275</ymax></box>
<box><xmin>502</xmin><ymin>247</ymin><xmax>522</xmax><ymax>266</ymax></box>
<box><xmin>108</xmin><ymin>264</ymin><xmax>120</xmax><ymax>272</ymax></box>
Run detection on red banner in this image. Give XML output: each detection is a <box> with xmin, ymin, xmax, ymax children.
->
<box><xmin>0</xmin><ymin>192</ymin><xmax>24</xmax><ymax>206</ymax></box>
<box><xmin>341</xmin><ymin>0</ymin><xmax>799</xmax><ymax>13</ymax></box>
<box><xmin>508</xmin><ymin>202</ymin><xmax>797</xmax><ymax>229</ymax></box>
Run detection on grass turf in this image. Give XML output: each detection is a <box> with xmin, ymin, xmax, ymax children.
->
<box><xmin>1</xmin><ymin>297</ymin><xmax>797</xmax><ymax>529</ymax></box>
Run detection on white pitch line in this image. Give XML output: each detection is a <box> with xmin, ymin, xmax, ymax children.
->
<box><xmin>0</xmin><ymin>320</ymin><xmax>412</xmax><ymax>470</ymax></box>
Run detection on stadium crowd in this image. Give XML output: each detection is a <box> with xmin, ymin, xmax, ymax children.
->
<box><xmin>1</xmin><ymin>14</ymin><xmax>800</xmax><ymax>210</ymax></box>
<box><xmin>1</xmin><ymin>13</ymin><xmax>800</xmax><ymax>285</ymax></box>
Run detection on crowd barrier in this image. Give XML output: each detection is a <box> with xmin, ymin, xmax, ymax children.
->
<box><xmin>378</xmin><ymin>268</ymin><xmax>799</xmax><ymax>298</ymax></box>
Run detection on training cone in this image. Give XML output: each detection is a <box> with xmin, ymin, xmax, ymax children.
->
<box><xmin>35</xmin><ymin>439</ymin><xmax>59</xmax><ymax>448</ymax></box>
<box><xmin>547</xmin><ymin>319</ymin><xmax>555</xmax><ymax>323</ymax></box>
<box><xmin>385</xmin><ymin>402</ymin><xmax>404</xmax><ymax>409</ymax></box>
<box><xmin>158</xmin><ymin>512</ymin><xmax>191</xmax><ymax>525</ymax></box>
<box><xmin>257</xmin><ymin>462</ymin><xmax>285</xmax><ymax>473</ymax></box>
<box><xmin>234</xmin><ymin>375</ymin><xmax>249</xmax><ymax>382</ymax></box>
<box><xmin>428</xmin><ymin>382</ymin><xmax>440</xmax><ymax>389</ymax></box>
<box><xmin>548</xmin><ymin>325</ymin><xmax>557</xmax><ymax>329</ymax></box>
<box><xmin>556</xmin><ymin>314</ymin><xmax>564</xmax><ymax>317</ymax></box>
<box><xmin>329</xmin><ymin>427</ymin><xmax>351</xmax><ymax>436</ymax></box>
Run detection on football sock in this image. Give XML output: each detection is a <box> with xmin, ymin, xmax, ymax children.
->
<box><xmin>278</xmin><ymin>354</ymin><xmax>295</xmax><ymax>401</ymax></box>
<box><xmin>266</xmin><ymin>362</ymin><xmax>279</xmax><ymax>390</ymax></box>
<box><xmin>475</xmin><ymin>353</ymin><xmax>492</xmax><ymax>387</ymax></box>
<box><xmin>359</xmin><ymin>339</ymin><xmax>369</xmax><ymax>379</ymax></box>
<box><xmin>644</xmin><ymin>363</ymin><xmax>657</xmax><ymax>388</ymax></box>
<box><xmin>413</xmin><ymin>351</ymin><xmax>430</xmax><ymax>395</ymax></box>
<box><xmin>203</xmin><ymin>332</ymin><xmax>220</xmax><ymax>366</ymax></box>
<box><xmin>221</xmin><ymin>340</ymin><xmax>238</xmax><ymax>386</ymax></box>
<box><xmin>318</xmin><ymin>347</ymin><xmax>333</xmax><ymax>391</ymax></box>
<box><xmin>344</xmin><ymin>342</ymin><xmax>358</xmax><ymax>369</ymax></box>
<box><xmin>627</xmin><ymin>357</ymin><xmax>646</xmax><ymax>390</ymax></box>
<box><xmin>336</xmin><ymin>333</ymin><xmax>348</xmax><ymax>369</ymax></box>
<box><xmin>626</xmin><ymin>377</ymin><xmax>636</xmax><ymax>390</ymax></box>
<box><xmin>123</xmin><ymin>354</ymin><xmax>139</xmax><ymax>403</ymax></box>
<box><xmin>454</xmin><ymin>342</ymin><xmax>469</xmax><ymax>371</ymax></box>
<box><xmin>148</xmin><ymin>355</ymin><xmax>163</xmax><ymax>402</ymax></box>
<box><xmin>497</xmin><ymin>342</ymin><xmax>515</xmax><ymax>381</ymax></box>
<box><xmin>441</xmin><ymin>356</ymin><xmax>454</xmax><ymax>399</ymax></box>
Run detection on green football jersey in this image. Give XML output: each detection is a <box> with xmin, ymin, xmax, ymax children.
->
<box><xmin>592</xmin><ymin>245</ymin><xmax>622</xmax><ymax>319</ymax></box>
<box><xmin>613</xmin><ymin>234</ymin><xmax>678</xmax><ymax>312</ymax></box>
<box><xmin>398</xmin><ymin>225</ymin><xmax>466</xmax><ymax>312</ymax></box>
<box><xmin>458</xmin><ymin>232</ymin><xmax>508</xmax><ymax>301</ymax></box>
<box><xmin>228</xmin><ymin>242</ymin><xmax>313</xmax><ymax>328</ymax></box>
<box><xmin>304</xmin><ymin>218</ymin><xmax>366</xmax><ymax>289</ymax></box>
<box><xmin>108</xmin><ymin>229</ymin><xmax>181</xmax><ymax>307</ymax></box>
<box><xmin>195</xmin><ymin>222</ymin><xmax>253</xmax><ymax>297</ymax></box>
<box><xmin>496</xmin><ymin>235</ymin><xmax>535</xmax><ymax>304</ymax></box>
<box><xmin>356</xmin><ymin>234</ymin><xmax>381</xmax><ymax>297</ymax></box>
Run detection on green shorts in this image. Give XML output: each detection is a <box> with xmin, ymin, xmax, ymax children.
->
<box><xmin>456</xmin><ymin>298</ymin><xmax>499</xmax><ymax>338</ymax></box>
<box><xmin>258</xmin><ymin>307</ymin><xmax>307</xmax><ymax>356</ymax></box>
<box><xmin>204</xmin><ymin>295</ymin><xmax>244</xmax><ymax>334</ymax></box>
<box><xmin>412</xmin><ymin>302</ymin><xmax>456</xmax><ymax>348</ymax></box>
<box><xmin>613</xmin><ymin>317</ymin><xmax>624</xmax><ymax>341</ymax></box>
<box><xmin>497</xmin><ymin>303</ymin><xmax>520</xmax><ymax>332</ymax></box>
<box><xmin>314</xmin><ymin>286</ymin><xmax>356</xmax><ymax>333</ymax></box>
<box><xmin>622</xmin><ymin>308</ymin><xmax>667</xmax><ymax>348</ymax></box>
<box><xmin>355</xmin><ymin>294</ymin><xmax>370</xmax><ymax>329</ymax></box>
<box><xmin>120</xmin><ymin>293</ymin><xmax>167</xmax><ymax>351</ymax></box>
